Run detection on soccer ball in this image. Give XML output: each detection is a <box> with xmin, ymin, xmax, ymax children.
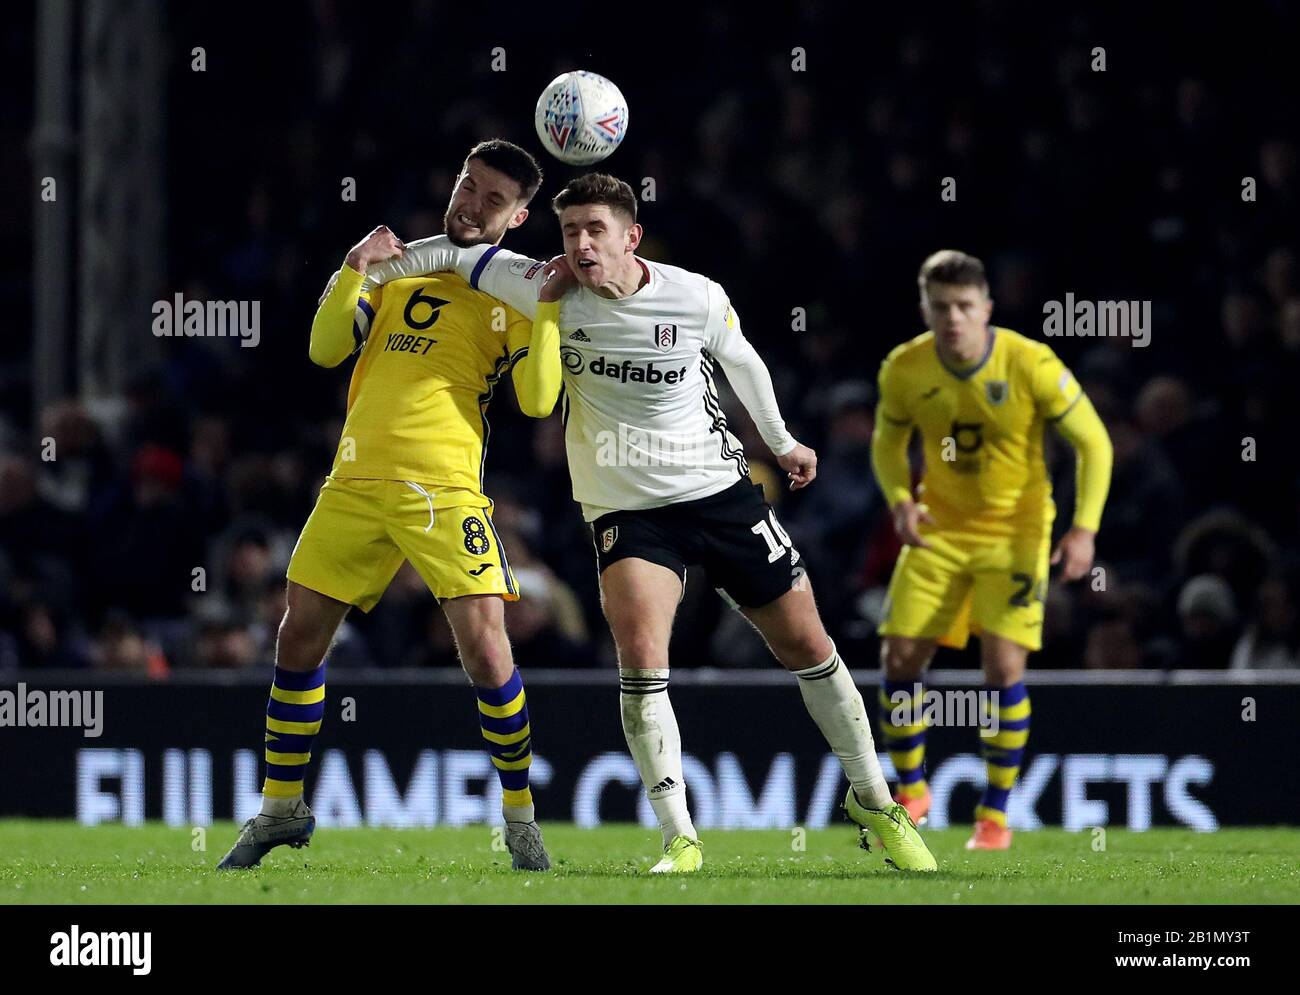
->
<box><xmin>534</xmin><ymin>70</ymin><xmax>628</xmax><ymax>166</ymax></box>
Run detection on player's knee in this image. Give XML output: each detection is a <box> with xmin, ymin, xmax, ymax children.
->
<box><xmin>459</xmin><ymin>629</ymin><xmax>515</xmax><ymax>686</ymax></box>
<box><xmin>275</xmin><ymin>610</ymin><xmax>331</xmax><ymax>672</ymax></box>
<box><xmin>982</xmin><ymin>643</ymin><xmax>1028</xmax><ymax>686</ymax></box>
<box><xmin>772</xmin><ymin>629</ymin><xmax>834</xmax><ymax>670</ymax></box>
<box><xmin>881</xmin><ymin>638</ymin><xmax>929</xmax><ymax>681</ymax></box>
<box><xmin>615</xmin><ymin>631</ymin><xmax>668</xmax><ymax>670</ymax></box>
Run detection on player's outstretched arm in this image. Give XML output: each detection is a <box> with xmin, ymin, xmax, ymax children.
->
<box><xmin>364</xmin><ymin>236</ymin><xmax>547</xmax><ymax>320</ymax></box>
<box><xmin>361</xmin><ymin>234</ymin><xmax>460</xmax><ymax>287</ymax></box>
<box><xmin>310</xmin><ymin>225</ymin><xmax>403</xmax><ymax>367</ymax></box>
<box><xmin>509</xmin><ymin>259</ymin><xmax>571</xmax><ymax>418</ymax></box>
<box><xmin>1049</xmin><ymin>392</ymin><xmax>1113</xmax><ymax>580</ymax></box>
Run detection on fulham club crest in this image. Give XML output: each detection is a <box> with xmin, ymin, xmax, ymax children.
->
<box><xmin>600</xmin><ymin>527</ymin><xmax>619</xmax><ymax>553</ymax></box>
<box><xmin>653</xmin><ymin>323</ymin><xmax>678</xmax><ymax>352</ymax></box>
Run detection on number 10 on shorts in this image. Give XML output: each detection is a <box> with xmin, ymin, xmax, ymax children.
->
<box><xmin>752</xmin><ymin>510</ymin><xmax>794</xmax><ymax>563</ymax></box>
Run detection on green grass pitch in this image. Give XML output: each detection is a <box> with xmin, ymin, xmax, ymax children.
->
<box><xmin>2</xmin><ymin>821</ymin><xmax>1297</xmax><ymax>904</ymax></box>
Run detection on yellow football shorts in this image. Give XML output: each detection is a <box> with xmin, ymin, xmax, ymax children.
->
<box><xmin>286</xmin><ymin>476</ymin><xmax>519</xmax><ymax>611</ymax></box>
<box><xmin>878</xmin><ymin>523</ymin><xmax>1052</xmax><ymax>651</ymax></box>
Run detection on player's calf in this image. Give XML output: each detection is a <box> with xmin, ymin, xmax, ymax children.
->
<box><xmin>792</xmin><ymin>648</ymin><xmax>894</xmax><ymax>811</ymax></box>
<box><xmin>620</xmin><ymin>668</ymin><xmax>698</xmax><ymax>852</ymax></box>
<box><xmin>878</xmin><ymin>676</ymin><xmax>932</xmax><ymax>820</ymax></box>
<box><xmin>257</xmin><ymin>661</ymin><xmax>328</xmax><ymax>819</ymax></box>
<box><xmin>971</xmin><ymin>678</ymin><xmax>1031</xmax><ymax>848</ymax></box>
<box><xmin>878</xmin><ymin>637</ymin><xmax>937</xmax><ymax>819</ymax></box>
<box><xmin>473</xmin><ymin>668</ymin><xmax>542</xmax><ymax>825</ymax></box>
<box><xmin>218</xmin><ymin>587</ymin><xmax>339</xmax><ymax>871</ymax></box>
<box><xmin>444</xmin><ymin>597</ymin><xmax>548</xmax><ymax>858</ymax></box>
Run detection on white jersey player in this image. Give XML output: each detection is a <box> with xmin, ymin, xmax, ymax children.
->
<box><xmin>366</xmin><ymin>172</ymin><xmax>936</xmax><ymax>873</ymax></box>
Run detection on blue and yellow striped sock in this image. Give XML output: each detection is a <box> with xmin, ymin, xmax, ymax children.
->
<box><xmin>976</xmin><ymin>681</ymin><xmax>1031</xmax><ymax>827</ymax></box>
<box><xmin>878</xmin><ymin>678</ymin><xmax>928</xmax><ymax>800</ymax></box>
<box><xmin>261</xmin><ymin>663</ymin><xmax>326</xmax><ymax>813</ymax></box>
<box><xmin>476</xmin><ymin>668</ymin><xmax>534</xmax><ymax>823</ymax></box>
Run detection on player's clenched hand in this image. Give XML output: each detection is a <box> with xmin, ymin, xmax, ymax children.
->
<box><xmin>1051</xmin><ymin>526</ymin><xmax>1095</xmax><ymax>582</ymax></box>
<box><xmin>344</xmin><ymin>225</ymin><xmax>406</xmax><ymax>275</ymax></box>
<box><xmin>778</xmin><ymin>444</ymin><xmax>817</xmax><ymax>490</ymax></box>
<box><xmin>892</xmin><ymin>500</ymin><xmax>934</xmax><ymax>549</ymax></box>
<box><xmin>539</xmin><ymin>255</ymin><xmax>576</xmax><ymax>302</ymax></box>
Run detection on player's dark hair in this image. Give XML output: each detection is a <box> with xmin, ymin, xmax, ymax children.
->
<box><xmin>918</xmin><ymin>249</ymin><xmax>989</xmax><ymax>293</ymax></box>
<box><xmin>550</xmin><ymin>173</ymin><xmax>638</xmax><ymax>223</ymax></box>
<box><xmin>464</xmin><ymin>139</ymin><xmax>543</xmax><ymax>204</ymax></box>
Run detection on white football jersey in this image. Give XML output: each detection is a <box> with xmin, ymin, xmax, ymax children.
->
<box><xmin>365</xmin><ymin>239</ymin><xmax>798</xmax><ymax>520</ymax></box>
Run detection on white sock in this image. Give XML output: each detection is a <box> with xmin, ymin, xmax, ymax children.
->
<box><xmin>502</xmin><ymin>801</ymin><xmax>535</xmax><ymax>824</ymax></box>
<box><xmin>620</xmin><ymin>668</ymin><xmax>697</xmax><ymax>846</ymax></box>
<box><xmin>260</xmin><ymin>794</ymin><xmax>303</xmax><ymax>818</ymax></box>
<box><xmin>795</xmin><ymin>648</ymin><xmax>892</xmax><ymax>809</ymax></box>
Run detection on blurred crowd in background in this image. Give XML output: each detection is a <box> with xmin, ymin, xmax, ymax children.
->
<box><xmin>2</xmin><ymin>3</ymin><xmax>1298</xmax><ymax>674</ymax></box>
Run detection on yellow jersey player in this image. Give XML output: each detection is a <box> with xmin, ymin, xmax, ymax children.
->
<box><xmin>218</xmin><ymin>140</ymin><xmax>562</xmax><ymax>871</ymax></box>
<box><xmin>871</xmin><ymin>250</ymin><xmax>1113</xmax><ymax>850</ymax></box>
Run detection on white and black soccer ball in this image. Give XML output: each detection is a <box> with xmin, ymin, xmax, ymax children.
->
<box><xmin>534</xmin><ymin>70</ymin><xmax>628</xmax><ymax>166</ymax></box>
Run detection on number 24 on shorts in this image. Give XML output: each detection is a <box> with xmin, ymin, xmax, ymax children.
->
<box><xmin>1008</xmin><ymin>572</ymin><xmax>1045</xmax><ymax>607</ymax></box>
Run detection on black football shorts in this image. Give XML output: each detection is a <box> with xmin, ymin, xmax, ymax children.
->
<box><xmin>590</xmin><ymin>478</ymin><xmax>806</xmax><ymax>609</ymax></box>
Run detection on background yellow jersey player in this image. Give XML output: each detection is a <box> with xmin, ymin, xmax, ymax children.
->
<box><xmin>871</xmin><ymin>249</ymin><xmax>1113</xmax><ymax>851</ymax></box>
<box><xmin>218</xmin><ymin>141</ymin><xmax>561</xmax><ymax>873</ymax></box>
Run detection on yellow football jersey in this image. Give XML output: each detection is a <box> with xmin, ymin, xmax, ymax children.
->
<box><xmin>330</xmin><ymin>273</ymin><xmax>533</xmax><ymax>504</ymax></box>
<box><xmin>875</xmin><ymin>326</ymin><xmax>1082</xmax><ymax>536</ymax></box>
